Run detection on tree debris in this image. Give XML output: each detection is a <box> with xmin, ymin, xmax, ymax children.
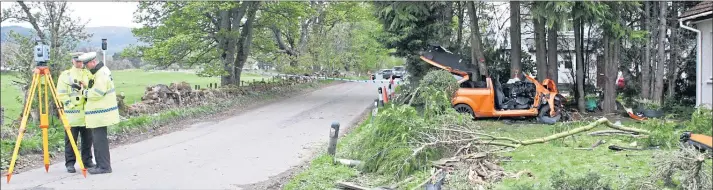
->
<box><xmin>575</xmin><ymin>139</ymin><xmax>605</xmax><ymax>151</ymax></box>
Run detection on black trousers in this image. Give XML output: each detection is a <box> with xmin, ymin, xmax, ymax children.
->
<box><xmin>64</xmin><ymin>127</ymin><xmax>93</xmax><ymax>167</ymax></box>
<box><xmin>92</xmin><ymin>126</ymin><xmax>111</xmax><ymax>171</ymax></box>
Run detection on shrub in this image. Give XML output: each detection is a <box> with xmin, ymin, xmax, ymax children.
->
<box><xmin>638</xmin><ymin>107</ymin><xmax>712</xmax><ymax>148</ymax></box>
<box><xmin>417</xmin><ymin>70</ymin><xmax>458</xmax><ymax>101</ymax></box>
<box><xmin>684</xmin><ymin>107</ymin><xmax>712</xmax><ymax>135</ymax></box>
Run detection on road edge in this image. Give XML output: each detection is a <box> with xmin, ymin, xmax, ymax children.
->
<box><xmin>236</xmin><ymin>101</ymin><xmax>374</xmax><ymax>190</ymax></box>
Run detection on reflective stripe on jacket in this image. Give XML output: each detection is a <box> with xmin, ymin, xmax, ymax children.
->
<box><xmin>84</xmin><ymin>65</ymin><xmax>120</xmax><ymax>128</ymax></box>
<box><xmin>56</xmin><ymin>67</ymin><xmax>90</xmax><ymax>127</ymax></box>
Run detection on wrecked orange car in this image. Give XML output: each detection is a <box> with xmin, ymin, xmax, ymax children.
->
<box><xmin>420</xmin><ymin>45</ymin><xmax>566</xmax><ymax>124</ymax></box>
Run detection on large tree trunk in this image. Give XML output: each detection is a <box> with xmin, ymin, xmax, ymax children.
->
<box><xmin>509</xmin><ymin>1</ymin><xmax>521</xmax><ymax>79</ymax></box>
<box><xmin>652</xmin><ymin>1</ymin><xmax>667</xmax><ymax>103</ymax></box>
<box><xmin>534</xmin><ymin>17</ymin><xmax>548</xmax><ymax>82</ymax></box>
<box><xmin>574</xmin><ymin>8</ymin><xmax>585</xmax><ymax>112</ymax></box>
<box><xmin>641</xmin><ymin>1</ymin><xmax>652</xmax><ymax>100</ymax></box>
<box><xmin>667</xmin><ymin>2</ymin><xmax>678</xmax><ymax>99</ymax></box>
<box><xmin>467</xmin><ymin>1</ymin><xmax>487</xmax><ymax>79</ymax></box>
<box><xmin>442</xmin><ymin>2</ymin><xmax>453</xmax><ymax>47</ymax></box>
<box><xmin>547</xmin><ymin>24</ymin><xmax>558</xmax><ymax>83</ymax></box>
<box><xmin>602</xmin><ymin>36</ymin><xmax>619</xmax><ymax>113</ymax></box>
<box><xmin>456</xmin><ymin>2</ymin><xmax>464</xmax><ymax>55</ymax></box>
<box><xmin>234</xmin><ymin>2</ymin><xmax>260</xmax><ymax>86</ymax></box>
<box><xmin>218</xmin><ymin>9</ymin><xmax>235</xmax><ymax>86</ymax></box>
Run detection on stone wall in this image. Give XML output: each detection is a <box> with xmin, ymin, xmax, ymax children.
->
<box><xmin>123</xmin><ymin>75</ymin><xmax>316</xmax><ymax>116</ymax></box>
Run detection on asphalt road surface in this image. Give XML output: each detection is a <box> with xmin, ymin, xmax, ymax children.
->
<box><xmin>2</xmin><ymin>82</ymin><xmax>381</xmax><ymax>190</ymax></box>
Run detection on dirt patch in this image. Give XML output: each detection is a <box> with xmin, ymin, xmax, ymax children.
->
<box><xmin>236</xmin><ymin>102</ymin><xmax>374</xmax><ymax>190</ymax></box>
<box><xmin>2</xmin><ymin>81</ymin><xmax>342</xmax><ymax>175</ymax></box>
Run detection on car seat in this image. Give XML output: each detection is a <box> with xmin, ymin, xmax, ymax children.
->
<box><xmin>492</xmin><ymin>77</ymin><xmax>505</xmax><ymax>109</ymax></box>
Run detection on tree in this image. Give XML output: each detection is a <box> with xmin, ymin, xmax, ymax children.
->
<box><xmin>532</xmin><ymin>2</ymin><xmax>548</xmax><ymax>82</ymax></box>
<box><xmin>640</xmin><ymin>1</ymin><xmax>652</xmax><ymax>100</ymax></box>
<box><xmin>651</xmin><ymin>1</ymin><xmax>667</xmax><ymax>103</ymax></box>
<box><xmin>467</xmin><ymin>1</ymin><xmax>487</xmax><ymax>79</ymax></box>
<box><xmin>573</xmin><ymin>2</ymin><xmax>585</xmax><ymax>112</ymax></box>
<box><xmin>596</xmin><ymin>1</ymin><xmax>644</xmax><ymax>113</ymax></box>
<box><xmin>509</xmin><ymin>1</ymin><xmax>521</xmax><ymax>79</ymax></box>
<box><xmin>372</xmin><ymin>2</ymin><xmax>451</xmax><ymax>83</ymax></box>
<box><xmin>2</xmin><ymin>1</ymin><xmax>91</xmax><ymax>120</ymax></box>
<box><xmin>131</xmin><ymin>2</ymin><xmax>259</xmax><ymax>86</ymax></box>
<box><xmin>234</xmin><ymin>2</ymin><xmax>261</xmax><ymax>85</ymax></box>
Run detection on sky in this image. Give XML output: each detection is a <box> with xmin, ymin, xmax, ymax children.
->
<box><xmin>1</xmin><ymin>2</ymin><xmax>140</xmax><ymax>28</ymax></box>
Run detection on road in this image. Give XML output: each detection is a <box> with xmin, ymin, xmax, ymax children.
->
<box><xmin>2</xmin><ymin>82</ymin><xmax>381</xmax><ymax>190</ymax></box>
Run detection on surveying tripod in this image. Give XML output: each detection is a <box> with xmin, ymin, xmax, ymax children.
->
<box><xmin>5</xmin><ymin>66</ymin><xmax>87</xmax><ymax>183</ymax></box>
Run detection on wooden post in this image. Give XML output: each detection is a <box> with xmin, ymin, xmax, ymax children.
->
<box><xmin>328</xmin><ymin>121</ymin><xmax>340</xmax><ymax>163</ymax></box>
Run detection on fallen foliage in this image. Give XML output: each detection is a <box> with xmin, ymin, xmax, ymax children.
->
<box><xmin>641</xmin><ymin>144</ymin><xmax>712</xmax><ymax>190</ymax></box>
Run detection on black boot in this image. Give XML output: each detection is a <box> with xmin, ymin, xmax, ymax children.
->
<box><xmin>66</xmin><ymin>165</ymin><xmax>76</xmax><ymax>173</ymax></box>
<box><xmin>84</xmin><ymin>161</ymin><xmax>96</xmax><ymax>168</ymax></box>
<box><xmin>88</xmin><ymin>167</ymin><xmax>112</xmax><ymax>174</ymax></box>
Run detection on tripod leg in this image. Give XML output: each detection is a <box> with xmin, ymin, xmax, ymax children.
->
<box><xmin>6</xmin><ymin>73</ymin><xmax>40</xmax><ymax>183</ymax></box>
<box><xmin>46</xmin><ymin>73</ymin><xmax>86</xmax><ymax>177</ymax></box>
<box><xmin>39</xmin><ymin>76</ymin><xmax>50</xmax><ymax>172</ymax></box>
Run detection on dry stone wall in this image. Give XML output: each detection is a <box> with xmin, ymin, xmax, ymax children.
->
<box><xmin>123</xmin><ymin>75</ymin><xmax>316</xmax><ymax>116</ymax></box>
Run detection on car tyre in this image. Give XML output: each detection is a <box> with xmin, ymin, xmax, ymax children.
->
<box><xmin>537</xmin><ymin>105</ymin><xmax>561</xmax><ymax>125</ymax></box>
<box><xmin>454</xmin><ymin>104</ymin><xmax>475</xmax><ymax>118</ymax></box>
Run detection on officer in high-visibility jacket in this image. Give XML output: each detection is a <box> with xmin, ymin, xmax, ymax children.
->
<box><xmin>57</xmin><ymin>52</ymin><xmax>95</xmax><ymax>173</ymax></box>
<box><xmin>77</xmin><ymin>51</ymin><xmax>120</xmax><ymax>174</ymax></box>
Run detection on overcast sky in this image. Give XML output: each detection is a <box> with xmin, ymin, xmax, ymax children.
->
<box><xmin>1</xmin><ymin>2</ymin><xmax>140</xmax><ymax>28</ymax></box>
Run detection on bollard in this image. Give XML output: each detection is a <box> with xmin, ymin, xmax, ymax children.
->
<box><xmin>328</xmin><ymin>121</ymin><xmax>340</xmax><ymax>162</ymax></box>
<box><xmin>370</xmin><ymin>99</ymin><xmax>378</xmax><ymax>127</ymax></box>
<box><xmin>377</xmin><ymin>87</ymin><xmax>384</xmax><ymax>107</ymax></box>
<box><xmin>382</xmin><ymin>86</ymin><xmax>389</xmax><ymax>104</ymax></box>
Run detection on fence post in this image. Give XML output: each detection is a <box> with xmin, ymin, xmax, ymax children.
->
<box><xmin>328</xmin><ymin>121</ymin><xmax>340</xmax><ymax>163</ymax></box>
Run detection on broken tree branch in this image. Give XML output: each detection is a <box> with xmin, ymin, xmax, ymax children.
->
<box><xmin>519</xmin><ymin>118</ymin><xmax>649</xmax><ymax>147</ymax></box>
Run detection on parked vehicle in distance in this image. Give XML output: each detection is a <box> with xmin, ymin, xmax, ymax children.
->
<box><xmin>392</xmin><ymin>66</ymin><xmax>406</xmax><ymax>78</ymax></box>
<box><xmin>380</xmin><ymin>69</ymin><xmax>393</xmax><ymax>79</ymax></box>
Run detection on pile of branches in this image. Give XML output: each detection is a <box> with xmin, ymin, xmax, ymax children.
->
<box><xmin>634</xmin><ymin>144</ymin><xmax>712</xmax><ymax>190</ymax></box>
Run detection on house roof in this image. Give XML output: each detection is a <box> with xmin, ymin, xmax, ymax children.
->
<box><xmin>680</xmin><ymin>1</ymin><xmax>713</xmax><ymax>22</ymax></box>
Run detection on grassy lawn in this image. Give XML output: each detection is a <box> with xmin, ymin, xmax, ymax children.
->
<box><xmin>0</xmin><ymin>70</ymin><xmax>266</xmax><ymax>118</ymax></box>
<box><xmin>478</xmin><ymin>120</ymin><xmax>660</xmax><ymax>189</ymax></box>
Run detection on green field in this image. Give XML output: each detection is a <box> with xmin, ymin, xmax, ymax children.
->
<box><xmin>0</xmin><ymin>70</ymin><xmax>265</xmax><ymax>119</ymax></box>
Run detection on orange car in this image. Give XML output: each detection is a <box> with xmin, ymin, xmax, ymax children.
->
<box><xmin>420</xmin><ymin>46</ymin><xmax>566</xmax><ymax>124</ymax></box>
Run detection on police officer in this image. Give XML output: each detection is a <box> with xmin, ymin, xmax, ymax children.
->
<box><xmin>57</xmin><ymin>52</ymin><xmax>95</xmax><ymax>173</ymax></box>
<box><xmin>77</xmin><ymin>51</ymin><xmax>120</xmax><ymax>174</ymax></box>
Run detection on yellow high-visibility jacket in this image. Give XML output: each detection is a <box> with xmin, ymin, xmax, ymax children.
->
<box><xmin>56</xmin><ymin>67</ymin><xmax>90</xmax><ymax>127</ymax></box>
<box><xmin>82</xmin><ymin>64</ymin><xmax>120</xmax><ymax>128</ymax></box>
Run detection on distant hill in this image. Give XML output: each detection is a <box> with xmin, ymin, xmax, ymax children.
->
<box><xmin>1</xmin><ymin>26</ymin><xmax>139</xmax><ymax>56</ymax></box>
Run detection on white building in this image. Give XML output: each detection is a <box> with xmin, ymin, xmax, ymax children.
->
<box><xmin>680</xmin><ymin>1</ymin><xmax>713</xmax><ymax>108</ymax></box>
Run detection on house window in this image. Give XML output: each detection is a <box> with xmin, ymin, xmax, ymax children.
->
<box><xmin>563</xmin><ymin>55</ymin><xmax>573</xmax><ymax>69</ymax></box>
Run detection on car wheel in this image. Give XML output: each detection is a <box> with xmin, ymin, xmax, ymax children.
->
<box><xmin>537</xmin><ymin>105</ymin><xmax>561</xmax><ymax>125</ymax></box>
<box><xmin>454</xmin><ymin>104</ymin><xmax>474</xmax><ymax>118</ymax></box>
